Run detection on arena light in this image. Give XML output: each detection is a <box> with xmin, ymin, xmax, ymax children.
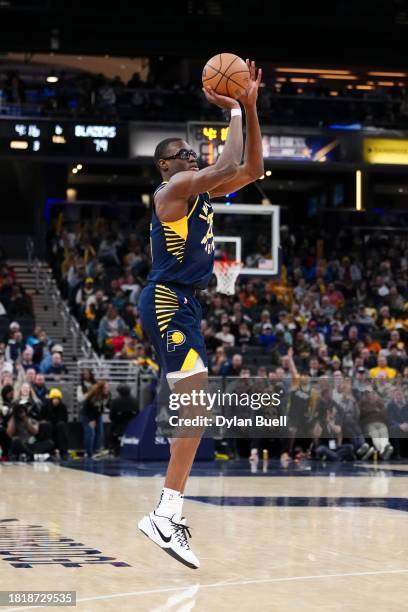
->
<box><xmin>76</xmin><ymin>164</ymin><xmax>83</xmax><ymax>170</ymax></box>
<box><xmin>46</xmin><ymin>75</ymin><xmax>59</xmax><ymax>83</ymax></box>
<box><xmin>66</xmin><ymin>188</ymin><xmax>77</xmax><ymax>202</ymax></box>
<box><xmin>356</xmin><ymin>85</ymin><xmax>374</xmax><ymax>90</ymax></box>
<box><xmin>10</xmin><ymin>140</ymin><xmax>28</xmax><ymax>149</ymax></box>
<box><xmin>377</xmin><ymin>81</ymin><xmax>395</xmax><ymax>86</ymax></box>
<box><xmin>368</xmin><ymin>71</ymin><xmax>406</xmax><ymax>77</ymax></box>
<box><xmin>276</xmin><ymin>67</ymin><xmax>351</xmax><ymax>74</ymax></box>
<box><xmin>290</xmin><ymin>78</ymin><xmax>309</xmax><ymax>83</ymax></box>
<box><xmin>72</xmin><ymin>167</ymin><xmax>78</xmax><ymax>174</ymax></box>
<box><xmin>265</xmin><ymin>170</ymin><xmax>272</xmax><ymax>176</ymax></box>
<box><xmin>320</xmin><ymin>75</ymin><xmax>358</xmax><ymax>80</ymax></box>
<box><xmin>259</xmin><ymin>175</ymin><xmax>265</xmax><ymax>180</ymax></box>
<box><xmin>356</xmin><ymin>170</ymin><xmax>363</xmax><ymax>211</ymax></box>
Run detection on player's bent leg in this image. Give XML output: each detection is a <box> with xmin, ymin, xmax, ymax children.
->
<box><xmin>138</xmin><ymin>358</ymin><xmax>208</xmax><ymax>570</ymax></box>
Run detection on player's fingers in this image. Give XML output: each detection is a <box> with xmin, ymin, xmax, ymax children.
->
<box><xmin>250</xmin><ymin>60</ymin><xmax>256</xmax><ymax>80</ymax></box>
<box><xmin>256</xmin><ymin>67</ymin><xmax>262</xmax><ymax>85</ymax></box>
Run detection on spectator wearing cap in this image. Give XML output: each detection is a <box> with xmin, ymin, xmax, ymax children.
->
<box><xmin>5</xmin><ymin>329</ymin><xmax>25</xmax><ymax>362</ymax></box>
<box><xmin>39</xmin><ymin>343</ymin><xmax>64</xmax><ymax>374</ymax></box>
<box><xmin>369</xmin><ymin>354</ymin><xmax>397</xmax><ymax>380</ymax></box>
<box><xmin>43</xmin><ymin>351</ymin><xmax>68</xmax><ymax>379</ymax></box>
<box><xmin>75</xmin><ymin>277</ymin><xmax>95</xmax><ymax>312</ymax></box>
<box><xmin>257</xmin><ymin>322</ymin><xmax>276</xmax><ymax>351</ymax></box>
<box><xmin>40</xmin><ymin>388</ymin><xmax>69</xmax><ymax>460</ymax></box>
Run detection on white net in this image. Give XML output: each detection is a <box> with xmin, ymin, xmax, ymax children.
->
<box><xmin>213</xmin><ymin>261</ymin><xmax>242</xmax><ymax>295</ymax></box>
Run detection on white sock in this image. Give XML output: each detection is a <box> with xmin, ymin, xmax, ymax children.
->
<box><xmin>155</xmin><ymin>487</ymin><xmax>183</xmax><ymax>518</ymax></box>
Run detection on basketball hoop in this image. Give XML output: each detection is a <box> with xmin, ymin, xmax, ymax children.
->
<box><xmin>213</xmin><ymin>260</ymin><xmax>242</xmax><ymax>295</ymax></box>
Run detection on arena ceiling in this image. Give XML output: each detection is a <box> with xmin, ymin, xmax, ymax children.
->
<box><xmin>0</xmin><ymin>1</ymin><xmax>408</xmax><ymax>68</ymax></box>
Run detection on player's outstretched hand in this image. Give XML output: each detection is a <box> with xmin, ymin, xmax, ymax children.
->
<box><xmin>202</xmin><ymin>86</ymin><xmax>240</xmax><ymax>110</ymax></box>
<box><xmin>239</xmin><ymin>60</ymin><xmax>262</xmax><ymax>108</ymax></box>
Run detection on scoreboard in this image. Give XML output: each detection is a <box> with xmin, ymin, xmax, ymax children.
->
<box><xmin>187</xmin><ymin>121</ymin><xmax>341</xmax><ymax>165</ymax></box>
<box><xmin>187</xmin><ymin>121</ymin><xmax>229</xmax><ymax>165</ymax></box>
<box><xmin>0</xmin><ymin>119</ymin><xmax>128</xmax><ymax>159</ymax></box>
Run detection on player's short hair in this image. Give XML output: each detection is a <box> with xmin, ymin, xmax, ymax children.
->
<box><xmin>153</xmin><ymin>137</ymin><xmax>183</xmax><ymax>169</ymax></box>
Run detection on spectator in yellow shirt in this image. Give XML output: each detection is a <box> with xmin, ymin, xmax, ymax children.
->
<box><xmin>369</xmin><ymin>354</ymin><xmax>397</xmax><ymax>380</ymax></box>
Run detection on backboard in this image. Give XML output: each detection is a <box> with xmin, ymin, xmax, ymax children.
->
<box><xmin>212</xmin><ymin>203</ymin><xmax>280</xmax><ymax>277</ymax></box>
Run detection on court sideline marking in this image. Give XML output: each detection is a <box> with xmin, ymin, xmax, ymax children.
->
<box><xmin>3</xmin><ymin>567</ymin><xmax>408</xmax><ymax>611</ymax></box>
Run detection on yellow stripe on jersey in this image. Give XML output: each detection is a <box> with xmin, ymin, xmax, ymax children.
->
<box><xmin>154</xmin><ymin>284</ymin><xmax>180</xmax><ymax>337</ymax></box>
<box><xmin>162</xmin><ymin>218</ymin><xmax>187</xmax><ymax>263</ymax></box>
<box><xmin>181</xmin><ymin>348</ymin><xmax>199</xmax><ymax>372</ymax></box>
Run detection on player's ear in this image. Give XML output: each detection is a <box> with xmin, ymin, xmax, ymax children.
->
<box><xmin>158</xmin><ymin>159</ymin><xmax>168</xmax><ymax>172</ymax></box>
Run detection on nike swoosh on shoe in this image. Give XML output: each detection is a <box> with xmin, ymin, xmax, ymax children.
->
<box><xmin>150</xmin><ymin>517</ymin><xmax>172</xmax><ymax>543</ymax></box>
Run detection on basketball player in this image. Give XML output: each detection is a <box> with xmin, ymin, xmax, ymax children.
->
<box><xmin>138</xmin><ymin>61</ymin><xmax>263</xmax><ymax>569</ymax></box>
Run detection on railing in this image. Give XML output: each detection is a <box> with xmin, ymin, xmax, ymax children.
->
<box><xmin>32</xmin><ymin>258</ymin><xmax>98</xmax><ymax>362</ymax></box>
<box><xmin>43</xmin><ymin>360</ymin><xmax>156</xmax><ymax>421</ymax></box>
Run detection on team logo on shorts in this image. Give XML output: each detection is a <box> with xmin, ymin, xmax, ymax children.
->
<box><xmin>166</xmin><ymin>330</ymin><xmax>186</xmax><ymax>352</ymax></box>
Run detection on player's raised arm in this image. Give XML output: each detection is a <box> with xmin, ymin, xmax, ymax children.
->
<box><xmin>210</xmin><ymin>60</ymin><xmax>264</xmax><ymax>197</ymax></box>
<box><xmin>156</xmin><ymin>92</ymin><xmax>243</xmax><ymax>209</ymax></box>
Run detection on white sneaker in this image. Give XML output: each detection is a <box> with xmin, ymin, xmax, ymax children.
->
<box><xmin>381</xmin><ymin>444</ymin><xmax>394</xmax><ymax>461</ymax></box>
<box><xmin>138</xmin><ymin>511</ymin><xmax>200</xmax><ymax>569</ymax></box>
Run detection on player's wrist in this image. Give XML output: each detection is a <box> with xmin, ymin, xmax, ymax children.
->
<box><xmin>230</xmin><ymin>107</ymin><xmax>242</xmax><ymax>117</ymax></box>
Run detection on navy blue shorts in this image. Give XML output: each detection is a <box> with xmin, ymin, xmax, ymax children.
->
<box><xmin>139</xmin><ymin>282</ymin><xmax>208</xmax><ymax>375</ymax></box>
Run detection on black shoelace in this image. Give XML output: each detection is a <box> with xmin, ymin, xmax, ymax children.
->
<box><xmin>171</xmin><ymin>518</ymin><xmax>192</xmax><ymax>548</ymax></box>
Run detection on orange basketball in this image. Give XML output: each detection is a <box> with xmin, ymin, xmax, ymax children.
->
<box><xmin>202</xmin><ymin>53</ymin><xmax>250</xmax><ymax>99</ymax></box>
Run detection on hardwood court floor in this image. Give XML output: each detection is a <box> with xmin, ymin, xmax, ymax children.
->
<box><xmin>1</xmin><ymin>459</ymin><xmax>408</xmax><ymax>612</ymax></box>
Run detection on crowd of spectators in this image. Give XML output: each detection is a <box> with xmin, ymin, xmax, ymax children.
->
<box><xmin>47</xmin><ymin>215</ymin><xmax>408</xmax><ymax>461</ymax></box>
<box><xmin>3</xmin><ymin>67</ymin><xmax>408</xmax><ymax>127</ymax></box>
<box><xmin>0</xmin><ymin>244</ymin><xmax>144</xmax><ymax>462</ymax></box>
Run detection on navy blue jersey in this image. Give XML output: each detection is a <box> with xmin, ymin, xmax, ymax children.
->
<box><xmin>148</xmin><ymin>182</ymin><xmax>215</xmax><ymax>289</ymax></box>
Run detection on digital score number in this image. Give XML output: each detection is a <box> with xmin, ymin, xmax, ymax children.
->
<box><xmin>193</xmin><ymin>125</ymin><xmax>229</xmax><ymax>165</ymax></box>
<box><xmin>10</xmin><ymin>123</ymin><xmax>42</xmax><ymax>152</ymax></box>
<box><xmin>52</xmin><ymin>123</ymin><xmax>119</xmax><ymax>155</ymax></box>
